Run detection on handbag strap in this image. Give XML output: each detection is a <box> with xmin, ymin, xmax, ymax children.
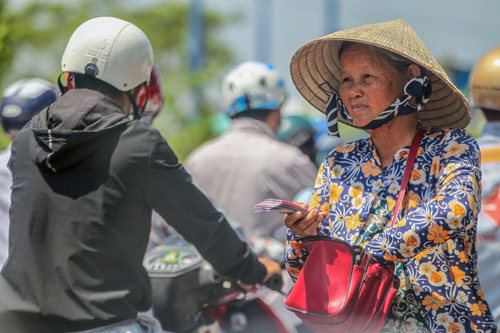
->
<box><xmin>390</xmin><ymin>129</ymin><xmax>424</xmax><ymax>228</ymax></box>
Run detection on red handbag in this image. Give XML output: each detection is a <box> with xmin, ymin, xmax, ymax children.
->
<box><xmin>284</xmin><ymin>129</ymin><xmax>424</xmax><ymax>333</ymax></box>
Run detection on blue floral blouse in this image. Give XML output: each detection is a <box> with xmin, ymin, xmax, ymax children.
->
<box><xmin>285</xmin><ymin>128</ymin><xmax>498</xmax><ymax>333</ymax></box>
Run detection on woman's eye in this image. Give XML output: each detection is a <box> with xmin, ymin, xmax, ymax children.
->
<box><xmin>363</xmin><ymin>74</ymin><xmax>372</xmax><ymax>79</ymax></box>
<box><xmin>341</xmin><ymin>77</ymin><xmax>351</xmax><ymax>83</ymax></box>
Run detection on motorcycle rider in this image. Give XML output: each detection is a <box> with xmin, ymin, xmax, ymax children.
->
<box><xmin>185</xmin><ymin>61</ymin><xmax>318</xmax><ymax>242</ymax></box>
<box><xmin>277</xmin><ymin>114</ymin><xmax>318</xmax><ymax>166</ymax></box>
<box><xmin>0</xmin><ymin>16</ymin><xmax>280</xmax><ymax>333</ymax></box>
<box><xmin>469</xmin><ymin>45</ymin><xmax>500</xmax><ymax>327</ymax></box>
<box><xmin>139</xmin><ymin>66</ymin><xmax>285</xmax><ymax>267</ymax></box>
<box><xmin>0</xmin><ymin>78</ymin><xmax>59</xmax><ymax>268</ymax></box>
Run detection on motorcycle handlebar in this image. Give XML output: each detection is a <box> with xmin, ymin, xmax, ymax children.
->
<box><xmin>263</xmin><ymin>273</ymin><xmax>284</xmax><ymax>292</ymax></box>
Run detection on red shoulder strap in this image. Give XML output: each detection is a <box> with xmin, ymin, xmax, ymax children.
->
<box><xmin>391</xmin><ymin>129</ymin><xmax>424</xmax><ymax>228</ymax></box>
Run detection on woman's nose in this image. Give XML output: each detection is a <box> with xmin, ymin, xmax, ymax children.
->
<box><xmin>345</xmin><ymin>81</ymin><xmax>363</xmax><ymax>99</ymax></box>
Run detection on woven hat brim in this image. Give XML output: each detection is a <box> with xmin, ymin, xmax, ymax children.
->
<box><xmin>290</xmin><ymin>20</ymin><xmax>471</xmax><ymax>129</ymax></box>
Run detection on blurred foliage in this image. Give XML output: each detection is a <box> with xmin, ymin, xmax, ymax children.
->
<box><xmin>0</xmin><ymin>0</ymin><xmax>12</xmax><ymax>149</ymax></box>
<box><xmin>0</xmin><ymin>0</ymin><xmax>12</xmax><ymax>79</ymax></box>
<box><xmin>0</xmin><ymin>0</ymin><xmax>239</xmax><ymax>158</ymax></box>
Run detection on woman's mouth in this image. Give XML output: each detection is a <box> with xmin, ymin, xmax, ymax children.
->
<box><xmin>350</xmin><ymin>104</ymin><xmax>367</xmax><ymax>113</ymax></box>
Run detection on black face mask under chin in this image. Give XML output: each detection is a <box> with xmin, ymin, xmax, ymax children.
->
<box><xmin>325</xmin><ymin>76</ymin><xmax>432</xmax><ymax>137</ymax></box>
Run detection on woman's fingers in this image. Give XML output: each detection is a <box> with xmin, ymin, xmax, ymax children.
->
<box><xmin>284</xmin><ymin>209</ymin><xmax>323</xmax><ymax>237</ymax></box>
<box><xmin>283</xmin><ymin>211</ymin><xmax>302</xmax><ymax>227</ymax></box>
<box><xmin>299</xmin><ymin>209</ymin><xmax>323</xmax><ymax>235</ymax></box>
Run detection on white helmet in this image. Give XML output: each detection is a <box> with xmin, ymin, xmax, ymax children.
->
<box><xmin>222</xmin><ymin>61</ymin><xmax>287</xmax><ymax>117</ymax></box>
<box><xmin>61</xmin><ymin>17</ymin><xmax>153</xmax><ymax>92</ymax></box>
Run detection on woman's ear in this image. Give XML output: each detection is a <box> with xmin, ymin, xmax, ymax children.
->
<box><xmin>408</xmin><ymin>64</ymin><xmax>422</xmax><ymax>80</ymax></box>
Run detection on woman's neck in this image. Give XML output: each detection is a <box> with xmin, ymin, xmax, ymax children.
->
<box><xmin>368</xmin><ymin>114</ymin><xmax>419</xmax><ymax>168</ymax></box>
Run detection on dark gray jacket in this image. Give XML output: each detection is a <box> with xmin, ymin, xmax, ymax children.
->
<box><xmin>0</xmin><ymin>89</ymin><xmax>266</xmax><ymax>332</ymax></box>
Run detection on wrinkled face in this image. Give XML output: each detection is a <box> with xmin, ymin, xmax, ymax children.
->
<box><xmin>339</xmin><ymin>44</ymin><xmax>407</xmax><ymax>128</ymax></box>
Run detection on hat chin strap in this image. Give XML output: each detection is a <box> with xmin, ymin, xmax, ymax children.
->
<box><xmin>326</xmin><ymin>76</ymin><xmax>432</xmax><ymax>137</ymax></box>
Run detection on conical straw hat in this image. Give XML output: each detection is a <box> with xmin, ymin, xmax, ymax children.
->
<box><xmin>289</xmin><ymin>19</ymin><xmax>471</xmax><ymax>129</ymax></box>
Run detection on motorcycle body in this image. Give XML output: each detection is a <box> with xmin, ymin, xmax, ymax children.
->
<box><xmin>143</xmin><ymin>239</ymin><xmax>298</xmax><ymax>333</ymax></box>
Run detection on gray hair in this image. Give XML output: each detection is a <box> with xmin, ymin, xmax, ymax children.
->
<box><xmin>339</xmin><ymin>41</ymin><xmax>425</xmax><ymax>75</ymax></box>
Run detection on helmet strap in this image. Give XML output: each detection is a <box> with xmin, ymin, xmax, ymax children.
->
<box><xmin>57</xmin><ymin>73</ymin><xmax>68</xmax><ymax>95</ymax></box>
<box><xmin>57</xmin><ymin>73</ymin><xmax>76</xmax><ymax>95</ymax></box>
<box><xmin>126</xmin><ymin>89</ymin><xmax>148</xmax><ymax>120</ymax></box>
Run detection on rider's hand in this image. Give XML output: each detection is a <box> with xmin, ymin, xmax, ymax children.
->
<box><xmin>237</xmin><ymin>257</ymin><xmax>282</xmax><ymax>293</ymax></box>
<box><xmin>237</xmin><ymin>281</ymin><xmax>258</xmax><ymax>293</ymax></box>
<box><xmin>283</xmin><ymin>202</ymin><xmax>323</xmax><ymax>238</ymax></box>
<box><xmin>259</xmin><ymin>257</ymin><xmax>282</xmax><ymax>284</ymax></box>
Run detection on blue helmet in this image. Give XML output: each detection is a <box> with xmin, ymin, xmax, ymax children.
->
<box><xmin>0</xmin><ymin>78</ymin><xmax>59</xmax><ymax>137</ymax></box>
<box><xmin>222</xmin><ymin>61</ymin><xmax>287</xmax><ymax>117</ymax></box>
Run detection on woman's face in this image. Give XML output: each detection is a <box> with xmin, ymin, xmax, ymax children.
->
<box><xmin>339</xmin><ymin>44</ymin><xmax>407</xmax><ymax>128</ymax></box>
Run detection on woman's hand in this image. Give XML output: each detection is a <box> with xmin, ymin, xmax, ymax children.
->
<box><xmin>284</xmin><ymin>202</ymin><xmax>323</xmax><ymax>238</ymax></box>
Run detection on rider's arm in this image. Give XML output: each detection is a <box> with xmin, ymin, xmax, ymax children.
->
<box><xmin>145</xmin><ymin>132</ymin><xmax>268</xmax><ymax>285</ymax></box>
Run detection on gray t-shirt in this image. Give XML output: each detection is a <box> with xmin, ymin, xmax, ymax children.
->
<box><xmin>185</xmin><ymin>118</ymin><xmax>318</xmax><ymax>241</ymax></box>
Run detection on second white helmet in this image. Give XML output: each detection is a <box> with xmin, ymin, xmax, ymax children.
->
<box><xmin>222</xmin><ymin>61</ymin><xmax>287</xmax><ymax>117</ymax></box>
<box><xmin>61</xmin><ymin>17</ymin><xmax>153</xmax><ymax>92</ymax></box>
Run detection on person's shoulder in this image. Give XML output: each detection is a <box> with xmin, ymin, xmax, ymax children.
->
<box><xmin>424</xmin><ymin>127</ymin><xmax>472</xmax><ymax>137</ymax></box>
<box><xmin>184</xmin><ymin>137</ymin><xmax>221</xmax><ymax>163</ymax></box>
<box><xmin>423</xmin><ymin>128</ymin><xmax>480</xmax><ymax>163</ymax></box>
<box><xmin>261</xmin><ymin>140</ymin><xmax>316</xmax><ymax>171</ymax></box>
<box><xmin>423</xmin><ymin>127</ymin><xmax>477</xmax><ymax>144</ymax></box>
<box><xmin>122</xmin><ymin>121</ymin><xmax>178</xmax><ymax>160</ymax></box>
<box><xmin>269</xmin><ymin>139</ymin><xmax>305</xmax><ymax>155</ymax></box>
<box><xmin>128</xmin><ymin>118</ymin><xmax>158</xmax><ymax>132</ymax></box>
<box><xmin>125</xmin><ymin>120</ymin><xmax>164</xmax><ymax>142</ymax></box>
<box><xmin>329</xmin><ymin>137</ymin><xmax>368</xmax><ymax>157</ymax></box>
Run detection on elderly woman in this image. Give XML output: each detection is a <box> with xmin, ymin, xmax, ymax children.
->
<box><xmin>284</xmin><ymin>20</ymin><xmax>497</xmax><ymax>332</ymax></box>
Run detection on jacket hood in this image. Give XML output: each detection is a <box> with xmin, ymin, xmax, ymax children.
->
<box><xmin>30</xmin><ymin>89</ymin><xmax>131</xmax><ymax>173</ymax></box>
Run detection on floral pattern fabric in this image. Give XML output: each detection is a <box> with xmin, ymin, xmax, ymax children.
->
<box><xmin>285</xmin><ymin>128</ymin><xmax>498</xmax><ymax>332</ymax></box>
<box><xmin>357</xmin><ymin>184</ymin><xmax>429</xmax><ymax>332</ymax></box>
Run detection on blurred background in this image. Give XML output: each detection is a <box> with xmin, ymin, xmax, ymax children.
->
<box><xmin>0</xmin><ymin>0</ymin><xmax>497</xmax><ymax>159</ymax></box>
